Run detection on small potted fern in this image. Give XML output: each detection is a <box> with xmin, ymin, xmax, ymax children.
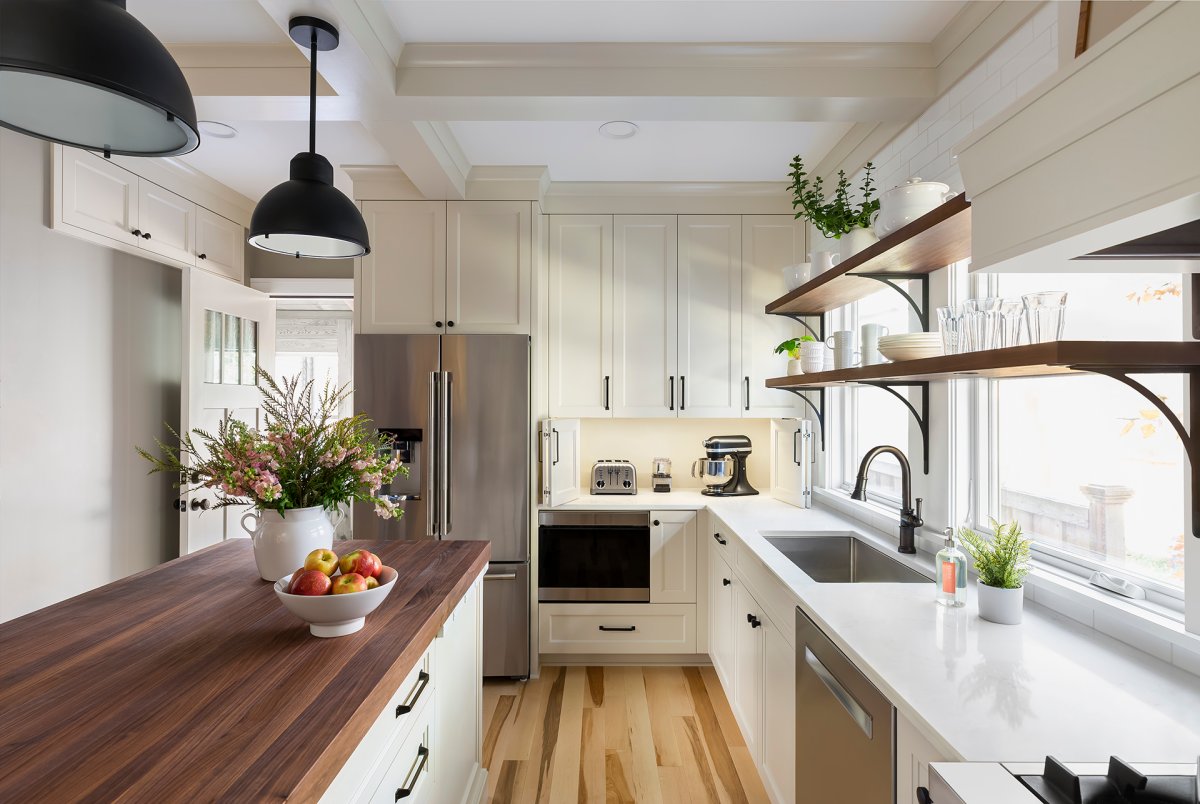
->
<box><xmin>958</xmin><ymin>519</ymin><xmax>1032</xmax><ymax>625</ymax></box>
<box><xmin>789</xmin><ymin>157</ymin><xmax>880</xmax><ymax>262</ymax></box>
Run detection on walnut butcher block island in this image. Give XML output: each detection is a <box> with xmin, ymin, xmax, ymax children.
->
<box><xmin>0</xmin><ymin>539</ymin><xmax>490</xmax><ymax>804</ymax></box>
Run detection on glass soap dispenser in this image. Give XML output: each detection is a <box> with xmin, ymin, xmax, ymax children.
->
<box><xmin>936</xmin><ymin>527</ymin><xmax>967</xmax><ymax>607</ymax></box>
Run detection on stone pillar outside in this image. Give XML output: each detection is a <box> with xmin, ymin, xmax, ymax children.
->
<box><xmin>1080</xmin><ymin>484</ymin><xmax>1135</xmax><ymax>560</ymax></box>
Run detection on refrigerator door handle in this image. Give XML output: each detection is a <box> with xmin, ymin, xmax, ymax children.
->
<box><xmin>441</xmin><ymin>371</ymin><xmax>453</xmax><ymax>536</ymax></box>
<box><xmin>428</xmin><ymin>370</ymin><xmax>440</xmax><ymax>537</ymax></box>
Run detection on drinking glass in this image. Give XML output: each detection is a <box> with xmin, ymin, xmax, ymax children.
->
<box><xmin>997</xmin><ymin>299</ymin><xmax>1024</xmax><ymax>348</ymax></box>
<box><xmin>1022</xmin><ymin>291</ymin><xmax>1068</xmax><ymax>343</ymax></box>
<box><xmin>963</xmin><ymin>298</ymin><xmax>1002</xmax><ymax>351</ymax></box>
<box><xmin>936</xmin><ymin>306</ymin><xmax>962</xmax><ymax>355</ymax></box>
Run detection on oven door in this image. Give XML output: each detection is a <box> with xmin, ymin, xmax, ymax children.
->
<box><xmin>538</xmin><ymin>511</ymin><xmax>650</xmax><ymax>602</ymax></box>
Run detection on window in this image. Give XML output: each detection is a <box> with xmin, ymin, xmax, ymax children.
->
<box><xmin>274</xmin><ymin>302</ymin><xmax>354</xmax><ymax>419</ymax></box>
<box><xmin>972</xmin><ymin>273</ymin><xmax>1186</xmax><ymax>602</ymax></box>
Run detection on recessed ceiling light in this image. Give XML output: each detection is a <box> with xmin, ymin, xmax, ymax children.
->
<box><xmin>599</xmin><ymin>120</ymin><xmax>638</xmax><ymax>139</ymax></box>
<box><xmin>198</xmin><ymin>120</ymin><xmax>238</xmax><ymax>139</ymax></box>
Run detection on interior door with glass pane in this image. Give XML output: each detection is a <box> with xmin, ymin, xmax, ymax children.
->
<box><xmin>181</xmin><ymin>267</ymin><xmax>275</xmax><ymax>556</ymax></box>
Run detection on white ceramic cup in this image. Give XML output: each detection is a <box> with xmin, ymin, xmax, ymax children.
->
<box><xmin>799</xmin><ymin>341</ymin><xmax>825</xmax><ymax>374</ymax></box>
<box><xmin>781</xmin><ymin>262</ymin><xmax>811</xmax><ymax>291</ymax></box>
<box><xmin>825</xmin><ymin>331</ymin><xmax>860</xmax><ymax>370</ymax></box>
<box><xmin>811</xmin><ymin>251</ymin><xmax>836</xmax><ymax>275</ymax></box>
<box><xmin>861</xmin><ymin>323</ymin><xmax>890</xmax><ymax>365</ymax></box>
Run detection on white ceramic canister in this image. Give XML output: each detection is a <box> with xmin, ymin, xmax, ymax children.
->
<box><xmin>242</xmin><ymin>505</ymin><xmax>340</xmax><ymax>582</ymax></box>
<box><xmin>872</xmin><ymin>177</ymin><xmax>954</xmax><ymax>237</ymax></box>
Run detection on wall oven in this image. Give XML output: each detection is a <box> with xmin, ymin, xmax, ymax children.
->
<box><xmin>538</xmin><ymin>511</ymin><xmax>650</xmax><ymax>602</ymax></box>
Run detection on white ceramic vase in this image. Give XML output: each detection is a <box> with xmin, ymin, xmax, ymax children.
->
<box><xmin>242</xmin><ymin>505</ymin><xmax>338</xmax><ymax>582</ymax></box>
<box><xmin>977</xmin><ymin>583</ymin><xmax>1024</xmax><ymax>625</ymax></box>
<box><xmin>836</xmin><ymin>227</ymin><xmax>879</xmax><ymax>263</ymax></box>
<box><xmin>787</xmin><ymin>358</ymin><xmax>804</xmax><ymax>376</ymax></box>
<box><xmin>799</xmin><ymin>342</ymin><xmax>826</xmax><ymax>374</ymax></box>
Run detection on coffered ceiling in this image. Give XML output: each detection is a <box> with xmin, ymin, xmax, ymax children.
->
<box><xmin>120</xmin><ymin>0</ymin><xmax>1025</xmax><ymax>203</ymax></box>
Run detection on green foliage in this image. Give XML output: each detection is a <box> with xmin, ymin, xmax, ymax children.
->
<box><xmin>774</xmin><ymin>336</ymin><xmax>816</xmax><ymax>358</ymax></box>
<box><xmin>958</xmin><ymin>519</ymin><xmax>1032</xmax><ymax>590</ymax></box>
<box><xmin>788</xmin><ymin>157</ymin><xmax>880</xmax><ymax>239</ymax></box>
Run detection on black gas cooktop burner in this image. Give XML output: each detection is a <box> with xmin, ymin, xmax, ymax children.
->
<box><xmin>1018</xmin><ymin>756</ymin><xmax>1198</xmax><ymax>804</ymax></box>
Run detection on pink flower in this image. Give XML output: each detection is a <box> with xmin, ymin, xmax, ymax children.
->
<box><xmin>352</xmin><ymin>460</ymin><xmax>369</xmax><ymax>471</ymax></box>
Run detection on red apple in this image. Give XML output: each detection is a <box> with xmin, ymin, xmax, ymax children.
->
<box><xmin>332</xmin><ymin>573</ymin><xmax>368</xmax><ymax>594</ymax></box>
<box><xmin>304</xmin><ymin>548</ymin><xmax>339</xmax><ymax>576</ymax></box>
<box><xmin>339</xmin><ymin>549</ymin><xmax>382</xmax><ymax>579</ymax></box>
<box><xmin>287</xmin><ymin>568</ymin><xmax>306</xmax><ymax>593</ymax></box>
<box><xmin>365</xmin><ymin>576</ymin><xmax>379</xmax><ymax>590</ymax></box>
<box><xmin>290</xmin><ymin>569</ymin><xmax>333</xmax><ymax>596</ymax></box>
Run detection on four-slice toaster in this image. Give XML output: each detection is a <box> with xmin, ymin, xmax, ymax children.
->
<box><xmin>590</xmin><ymin>460</ymin><xmax>637</xmax><ymax>494</ymax></box>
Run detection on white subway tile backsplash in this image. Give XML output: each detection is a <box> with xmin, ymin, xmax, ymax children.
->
<box><xmin>909</xmin><ymin>140</ymin><xmax>944</xmax><ymax>177</ymax></box>
<box><xmin>947</xmin><ymin>63</ymin><xmax>991</xmax><ymax>107</ymax></box>
<box><xmin>937</xmin><ymin>117</ymin><xmax>976</xmax><ymax>156</ymax></box>
<box><xmin>898</xmin><ymin>131</ymin><xmax>930</xmax><ymax>164</ymax></box>
<box><xmin>1000</xmin><ymin>28</ymin><xmax>1056</xmax><ymax>86</ymax></box>
<box><xmin>1033</xmin><ymin>2</ymin><xmax>1058</xmax><ymax>35</ymax></box>
<box><xmin>959</xmin><ymin>70</ymin><xmax>1005</xmax><ymax>115</ymax></box>
<box><xmin>1017</xmin><ymin>50</ymin><xmax>1059</xmax><ymax>99</ymax></box>
<box><xmin>917</xmin><ymin>94</ymin><xmax>951</xmax><ymax>133</ymax></box>
<box><xmin>924</xmin><ymin>105</ymin><xmax>962</xmax><ymax>145</ymax></box>
<box><xmin>911</xmin><ymin>151</ymin><xmax>952</xmax><ymax>185</ymax></box>
<box><xmin>986</xmin><ymin>19</ymin><xmax>1035</xmax><ymax>75</ymax></box>
<box><xmin>971</xmin><ymin>82</ymin><xmax>1019</xmax><ymax>128</ymax></box>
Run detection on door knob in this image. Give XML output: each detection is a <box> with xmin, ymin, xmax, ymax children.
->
<box><xmin>172</xmin><ymin>498</ymin><xmax>185</xmax><ymax>511</ymax></box>
<box><xmin>652</xmin><ymin>519</ymin><xmax>660</xmax><ymax>526</ymax></box>
<box><xmin>435</xmin><ymin>321</ymin><xmax>444</xmax><ymax>328</ymax></box>
<box><xmin>190</xmin><ymin>498</ymin><xmax>210</xmax><ymax>511</ymax></box>
<box><xmin>447</xmin><ymin>320</ymin><xmax>455</xmax><ymax>327</ymax></box>
<box><xmin>722</xmin><ymin>578</ymin><xmax>731</xmax><ymax>586</ymax></box>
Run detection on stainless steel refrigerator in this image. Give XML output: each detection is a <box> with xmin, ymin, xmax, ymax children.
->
<box><xmin>353</xmin><ymin>334</ymin><xmax>530</xmax><ymax>678</ymax></box>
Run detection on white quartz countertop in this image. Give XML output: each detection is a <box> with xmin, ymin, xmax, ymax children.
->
<box><xmin>547</xmin><ymin>490</ymin><xmax>1200</xmax><ymax>763</ymax></box>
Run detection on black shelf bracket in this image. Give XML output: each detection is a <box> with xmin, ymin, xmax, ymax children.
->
<box><xmin>855</xmin><ymin>273</ymin><xmax>931</xmax><ymax>332</ymax></box>
<box><xmin>781</xmin><ymin>387</ymin><xmax>825</xmax><ymax>452</ymax></box>
<box><xmin>860</xmin><ymin>381</ymin><xmax>930</xmax><ymax>474</ymax></box>
<box><xmin>778</xmin><ymin>312</ymin><xmax>825</xmax><ymax>342</ymax></box>
<box><xmin>1079</xmin><ymin>366</ymin><xmax>1200</xmax><ymax>537</ymax></box>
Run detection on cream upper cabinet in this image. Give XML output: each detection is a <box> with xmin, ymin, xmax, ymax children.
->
<box><xmin>742</xmin><ymin>216</ymin><xmax>805</xmax><ymax>417</ymax></box>
<box><xmin>761</xmin><ymin>613</ymin><xmax>796</xmax><ymax>804</ymax></box>
<box><xmin>447</xmin><ymin>201</ymin><xmax>531</xmax><ymax>334</ymax></box>
<box><xmin>678</xmin><ymin>215</ymin><xmax>743</xmax><ymax>418</ymax></box>
<box><xmin>357</xmin><ymin>201</ymin><xmax>447</xmax><ymax>334</ymax></box>
<box><xmin>59</xmin><ymin>148</ymin><xmax>140</xmax><ymax>247</ymax></box>
<box><xmin>548</xmin><ymin>215</ymin><xmax>613</xmax><ymax>418</ymax></box>
<box><xmin>195</xmin><ymin>207</ymin><xmax>245</xmax><ymax>283</ymax></box>
<box><xmin>612</xmin><ymin>215</ymin><xmax>678</xmax><ymax>417</ymax></box>
<box><xmin>649</xmin><ymin>510</ymin><xmax>696</xmax><ymax>604</ymax></box>
<box><xmin>137</xmin><ymin>180</ymin><xmax>196</xmax><ymax>265</ymax></box>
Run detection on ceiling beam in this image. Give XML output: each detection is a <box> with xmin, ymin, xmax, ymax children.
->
<box><xmin>169</xmin><ymin>44</ymin><xmax>335</xmax><ymax>97</ymax></box>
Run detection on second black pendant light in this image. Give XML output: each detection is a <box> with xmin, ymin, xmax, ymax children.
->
<box><xmin>248</xmin><ymin>17</ymin><xmax>370</xmax><ymax>259</ymax></box>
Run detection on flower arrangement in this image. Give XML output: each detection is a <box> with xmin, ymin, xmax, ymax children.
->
<box><xmin>138</xmin><ymin>370</ymin><xmax>407</xmax><ymax>519</ymax></box>
<box><xmin>958</xmin><ymin>518</ymin><xmax>1031</xmax><ymax>590</ymax></box>
<box><xmin>774</xmin><ymin>335</ymin><xmax>817</xmax><ymax>360</ymax></box>
<box><xmin>788</xmin><ymin>156</ymin><xmax>880</xmax><ymax>239</ymax></box>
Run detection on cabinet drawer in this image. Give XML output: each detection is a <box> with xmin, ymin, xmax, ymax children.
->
<box><xmin>540</xmin><ymin>603</ymin><xmax>696</xmax><ymax>654</ymax></box>
<box><xmin>320</xmin><ymin>644</ymin><xmax>436</xmax><ymax>803</ymax></box>
<box><xmin>709</xmin><ymin>514</ymin><xmax>736</xmax><ymax>559</ymax></box>
<box><xmin>735</xmin><ymin>547</ymin><xmax>799</xmax><ymax>647</ymax></box>
<box><xmin>370</xmin><ymin>697</ymin><xmax>437</xmax><ymax>804</ymax></box>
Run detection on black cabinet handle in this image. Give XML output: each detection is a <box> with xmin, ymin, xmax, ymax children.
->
<box><xmin>653</xmin><ymin>519</ymin><xmax>661</xmax><ymax>526</ymax></box>
<box><xmin>713</xmin><ymin>533</ymin><xmax>727</xmax><ymax>545</ymax></box>
<box><xmin>668</xmin><ymin>376</ymin><xmax>675</xmax><ymax>411</ymax></box>
<box><xmin>394</xmin><ymin>745</ymin><xmax>429</xmax><ymax>800</ymax></box>
<box><xmin>680</xmin><ymin>376</ymin><xmax>686</xmax><ymax>411</ymax></box>
<box><xmin>131</xmin><ymin>229</ymin><xmax>142</xmax><ymax>237</ymax></box>
<box><xmin>916</xmin><ymin>787</ymin><xmax>932</xmax><ymax>804</ymax></box>
<box><xmin>747</xmin><ymin>614</ymin><xmax>762</xmax><ymax>628</ymax></box>
<box><xmin>744</xmin><ymin>376</ymin><xmax>750</xmax><ymax>411</ymax></box>
<box><xmin>435</xmin><ymin>321</ymin><xmax>444</xmax><ymax>328</ymax></box>
<box><xmin>395</xmin><ymin>670</ymin><xmax>430</xmax><ymax>717</ymax></box>
<box><xmin>551</xmin><ymin>429</ymin><xmax>560</xmax><ymax>466</ymax></box>
<box><xmin>447</xmin><ymin>320</ymin><xmax>455</xmax><ymax>327</ymax></box>
<box><xmin>198</xmin><ymin>253</ymin><xmax>207</xmax><ymax>260</ymax></box>
<box><xmin>722</xmin><ymin>578</ymin><xmax>731</xmax><ymax>586</ymax></box>
<box><xmin>604</xmin><ymin>375</ymin><xmax>610</xmax><ymax>411</ymax></box>
<box><xmin>598</xmin><ymin>625</ymin><xmax>636</xmax><ymax>632</ymax></box>
<box><xmin>142</xmin><ymin>232</ymin><xmax>151</xmax><ymax>240</ymax></box>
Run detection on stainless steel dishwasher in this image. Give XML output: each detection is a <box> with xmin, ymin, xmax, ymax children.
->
<box><xmin>796</xmin><ymin>607</ymin><xmax>895</xmax><ymax>802</ymax></box>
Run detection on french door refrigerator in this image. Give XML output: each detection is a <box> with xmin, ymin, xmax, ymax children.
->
<box><xmin>353</xmin><ymin>334</ymin><xmax>530</xmax><ymax>678</ymax></box>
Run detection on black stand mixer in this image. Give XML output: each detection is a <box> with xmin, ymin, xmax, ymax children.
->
<box><xmin>692</xmin><ymin>435</ymin><xmax>759</xmax><ymax>497</ymax></box>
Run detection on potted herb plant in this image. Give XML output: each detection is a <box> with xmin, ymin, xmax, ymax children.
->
<box><xmin>139</xmin><ymin>370</ymin><xmax>406</xmax><ymax>582</ymax></box>
<box><xmin>775</xmin><ymin>336</ymin><xmax>817</xmax><ymax>375</ymax></box>
<box><xmin>958</xmin><ymin>519</ymin><xmax>1032</xmax><ymax>625</ymax></box>
<box><xmin>789</xmin><ymin>157</ymin><xmax>881</xmax><ymax>261</ymax></box>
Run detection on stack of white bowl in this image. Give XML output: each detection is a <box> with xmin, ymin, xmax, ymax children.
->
<box><xmin>877</xmin><ymin>333</ymin><xmax>943</xmax><ymax>362</ymax></box>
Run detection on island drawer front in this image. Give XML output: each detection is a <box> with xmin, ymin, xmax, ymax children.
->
<box><xmin>735</xmin><ymin>548</ymin><xmax>799</xmax><ymax>648</ymax></box>
<box><xmin>321</xmin><ymin>643</ymin><xmax>436</xmax><ymax>804</ymax></box>
<box><xmin>539</xmin><ymin>603</ymin><xmax>696</xmax><ymax>654</ymax></box>
<box><xmin>369</xmin><ymin>698</ymin><xmax>437</xmax><ymax>804</ymax></box>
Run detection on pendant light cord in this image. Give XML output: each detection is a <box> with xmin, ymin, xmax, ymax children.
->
<box><xmin>308</xmin><ymin>30</ymin><xmax>318</xmax><ymax>154</ymax></box>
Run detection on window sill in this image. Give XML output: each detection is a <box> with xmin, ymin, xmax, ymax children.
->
<box><xmin>812</xmin><ymin>486</ymin><xmax>1200</xmax><ymax>679</ymax></box>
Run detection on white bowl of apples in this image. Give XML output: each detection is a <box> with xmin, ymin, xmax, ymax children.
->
<box><xmin>274</xmin><ymin>548</ymin><xmax>397</xmax><ymax>638</ymax></box>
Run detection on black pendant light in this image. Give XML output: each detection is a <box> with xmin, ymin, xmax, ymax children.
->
<box><xmin>247</xmin><ymin>17</ymin><xmax>369</xmax><ymax>259</ymax></box>
<box><xmin>0</xmin><ymin>0</ymin><xmax>199</xmax><ymax>157</ymax></box>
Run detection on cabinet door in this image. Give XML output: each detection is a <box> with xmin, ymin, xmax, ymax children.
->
<box><xmin>435</xmin><ymin>576</ymin><xmax>483</xmax><ymax>804</ymax></box>
<box><xmin>137</xmin><ymin>179</ymin><xmax>196</xmax><ymax>264</ymax></box>
<box><xmin>770</xmin><ymin>418</ymin><xmax>812</xmax><ymax>509</ymax></box>
<box><xmin>650</xmin><ymin>510</ymin><xmax>696</xmax><ymax>603</ymax></box>
<box><xmin>548</xmin><ymin>215</ymin><xmax>613</xmax><ymax>417</ymax></box>
<box><xmin>731</xmin><ymin>583</ymin><xmax>763</xmax><ymax>761</ymax></box>
<box><xmin>762</xmin><ymin>616</ymin><xmax>796</xmax><ymax>804</ymax></box>
<box><xmin>540</xmin><ymin>417</ymin><xmax>582</xmax><ymax>507</ymax></box>
<box><xmin>678</xmin><ymin>215</ymin><xmax>742</xmax><ymax>418</ymax></box>
<box><xmin>896</xmin><ymin>713</ymin><xmax>949</xmax><ymax>804</ymax></box>
<box><xmin>709</xmin><ymin>549</ymin><xmax>736</xmax><ymax>690</ymax></box>
<box><xmin>59</xmin><ymin>148</ymin><xmax>139</xmax><ymax>247</ymax></box>
<box><xmin>195</xmin><ymin>207</ymin><xmax>245</xmax><ymax>282</ymax></box>
<box><xmin>742</xmin><ymin>215</ymin><xmax>806</xmax><ymax>417</ymax></box>
<box><xmin>612</xmin><ymin>215</ymin><xmax>678</xmax><ymax>417</ymax></box>
<box><xmin>446</xmin><ymin>201</ymin><xmax>531</xmax><ymax>334</ymax></box>
<box><xmin>357</xmin><ymin>201</ymin><xmax>447</xmax><ymax>334</ymax></box>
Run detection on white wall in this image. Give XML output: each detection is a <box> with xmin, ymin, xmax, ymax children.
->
<box><xmin>0</xmin><ymin>130</ymin><xmax>181</xmax><ymax>622</ymax></box>
<box><xmin>578</xmin><ymin>418</ymin><xmax>771</xmax><ymax>492</ymax></box>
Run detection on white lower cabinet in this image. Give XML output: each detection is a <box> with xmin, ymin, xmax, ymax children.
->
<box><xmin>322</xmin><ymin>573</ymin><xmax>485</xmax><ymax>804</ymax></box>
<box><xmin>650</xmin><ymin>510</ymin><xmax>697</xmax><ymax>603</ymax></box>
<box><xmin>761</xmin><ymin>616</ymin><xmax>796</xmax><ymax>804</ymax></box>
<box><xmin>539</xmin><ymin>603</ymin><xmax>696</xmax><ymax>654</ymax></box>
<box><xmin>896</xmin><ymin>713</ymin><xmax>950</xmax><ymax>804</ymax></box>
<box><xmin>709</xmin><ymin>550</ymin><xmax>736</xmax><ymax>688</ymax></box>
<box><xmin>730</xmin><ymin>583</ymin><xmax>764</xmax><ymax>760</ymax></box>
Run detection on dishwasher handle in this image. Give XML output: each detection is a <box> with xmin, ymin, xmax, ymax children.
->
<box><xmin>805</xmin><ymin>646</ymin><xmax>873</xmax><ymax>739</ymax></box>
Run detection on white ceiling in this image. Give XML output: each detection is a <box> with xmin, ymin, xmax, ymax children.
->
<box><xmin>179</xmin><ymin>121</ymin><xmax>393</xmax><ymax>200</ymax></box>
<box><xmin>376</xmin><ymin>0</ymin><xmax>965</xmax><ymax>44</ymax></box>
<box><xmin>128</xmin><ymin>0</ymin><xmax>287</xmax><ymax>44</ymax></box>
<box><xmin>448</xmin><ymin>120</ymin><xmax>853</xmax><ymax>182</ymax></box>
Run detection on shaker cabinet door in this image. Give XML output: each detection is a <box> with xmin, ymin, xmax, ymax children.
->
<box><xmin>742</xmin><ymin>215</ymin><xmax>806</xmax><ymax>417</ymax></box>
<box><xmin>447</xmin><ymin>201</ymin><xmax>531</xmax><ymax>334</ymax></box>
<box><xmin>137</xmin><ymin>179</ymin><xmax>196</xmax><ymax>265</ymax></box>
<box><xmin>678</xmin><ymin>216</ymin><xmax>742</xmax><ymax>418</ymax></box>
<box><xmin>195</xmin><ymin>207</ymin><xmax>245</xmax><ymax>283</ymax></box>
<box><xmin>548</xmin><ymin>215</ymin><xmax>613</xmax><ymax>418</ymax></box>
<box><xmin>59</xmin><ymin>148</ymin><xmax>140</xmax><ymax>247</ymax></box>
<box><xmin>357</xmin><ymin>201</ymin><xmax>447</xmax><ymax>334</ymax></box>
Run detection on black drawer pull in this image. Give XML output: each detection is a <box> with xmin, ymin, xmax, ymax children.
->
<box><xmin>916</xmin><ymin>787</ymin><xmax>932</xmax><ymax>804</ymax></box>
<box><xmin>395</xmin><ymin>745</ymin><xmax>429</xmax><ymax>800</ymax></box>
<box><xmin>747</xmin><ymin>614</ymin><xmax>762</xmax><ymax>628</ymax></box>
<box><xmin>653</xmin><ymin>519</ymin><xmax>660</xmax><ymax>526</ymax></box>
<box><xmin>722</xmin><ymin>578</ymin><xmax>731</xmax><ymax>586</ymax></box>
<box><xmin>395</xmin><ymin>670</ymin><xmax>430</xmax><ymax>717</ymax></box>
<box><xmin>598</xmin><ymin>625</ymin><xmax>636</xmax><ymax>632</ymax></box>
<box><xmin>713</xmin><ymin>533</ymin><xmax>727</xmax><ymax>545</ymax></box>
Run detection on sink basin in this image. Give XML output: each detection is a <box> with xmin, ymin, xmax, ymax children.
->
<box><xmin>762</xmin><ymin>531</ymin><xmax>931</xmax><ymax>584</ymax></box>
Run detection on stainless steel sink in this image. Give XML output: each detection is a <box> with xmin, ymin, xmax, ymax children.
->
<box><xmin>761</xmin><ymin>531</ymin><xmax>930</xmax><ymax>584</ymax></box>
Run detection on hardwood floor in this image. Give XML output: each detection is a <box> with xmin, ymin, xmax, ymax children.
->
<box><xmin>482</xmin><ymin>666</ymin><xmax>770</xmax><ymax>804</ymax></box>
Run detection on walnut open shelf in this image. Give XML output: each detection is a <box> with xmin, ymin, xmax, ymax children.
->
<box><xmin>765</xmin><ymin>193</ymin><xmax>971</xmax><ymax>318</ymax></box>
<box><xmin>765</xmin><ymin>341</ymin><xmax>1200</xmax><ymax>388</ymax></box>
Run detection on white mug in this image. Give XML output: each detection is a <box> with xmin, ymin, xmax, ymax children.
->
<box><xmin>799</xmin><ymin>341</ymin><xmax>826</xmax><ymax>374</ymax></box>
<box><xmin>811</xmin><ymin>251</ymin><xmax>836</xmax><ymax>275</ymax></box>
<box><xmin>825</xmin><ymin>331</ymin><xmax>860</xmax><ymax>370</ymax></box>
<box><xmin>861</xmin><ymin>323</ymin><xmax>889</xmax><ymax>365</ymax></box>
